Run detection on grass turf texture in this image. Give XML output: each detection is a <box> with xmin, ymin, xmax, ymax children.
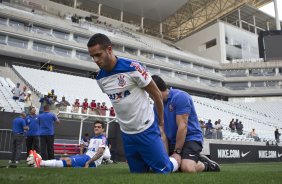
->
<box><xmin>0</xmin><ymin>161</ymin><xmax>282</xmax><ymax>184</ymax></box>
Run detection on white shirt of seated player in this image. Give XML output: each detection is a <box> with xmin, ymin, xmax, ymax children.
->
<box><xmin>85</xmin><ymin>137</ymin><xmax>106</xmax><ymax>166</ymax></box>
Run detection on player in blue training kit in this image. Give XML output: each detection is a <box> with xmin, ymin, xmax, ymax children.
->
<box><xmin>152</xmin><ymin>75</ymin><xmax>220</xmax><ymax>173</ymax></box>
<box><xmin>87</xmin><ymin>33</ymin><xmax>180</xmax><ymax>173</ymax></box>
<box><xmin>25</xmin><ymin>107</ymin><xmax>40</xmax><ymax>157</ymax></box>
<box><xmin>30</xmin><ymin>121</ymin><xmax>106</xmax><ymax>168</ymax></box>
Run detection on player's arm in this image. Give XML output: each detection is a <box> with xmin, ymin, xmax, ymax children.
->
<box><xmin>52</xmin><ymin>114</ymin><xmax>60</xmax><ymax>125</ymax></box>
<box><xmin>22</xmin><ymin>120</ymin><xmax>29</xmax><ymax>131</ymax></box>
<box><xmin>79</xmin><ymin>144</ymin><xmax>85</xmax><ymax>155</ymax></box>
<box><xmin>173</xmin><ymin>93</ymin><xmax>191</xmax><ymax>154</ymax></box>
<box><xmin>84</xmin><ymin>147</ymin><xmax>105</xmax><ymax>168</ymax></box>
<box><xmin>175</xmin><ymin>114</ymin><xmax>188</xmax><ymax>151</ymax></box>
<box><xmin>144</xmin><ymin>81</ymin><xmax>168</xmax><ymax>152</ymax></box>
<box><xmin>144</xmin><ymin>81</ymin><xmax>164</xmax><ymax>126</ymax></box>
<box><xmin>131</xmin><ymin>63</ymin><xmax>167</xmax><ymax>151</ymax></box>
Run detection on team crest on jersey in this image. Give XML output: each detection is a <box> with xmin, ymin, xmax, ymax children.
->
<box><xmin>169</xmin><ymin>104</ymin><xmax>174</xmax><ymax>112</ymax></box>
<box><xmin>117</xmin><ymin>74</ymin><xmax>126</xmax><ymax>87</ymax></box>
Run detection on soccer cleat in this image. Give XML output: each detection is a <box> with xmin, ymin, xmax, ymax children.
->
<box><xmin>199</xmin><ymin>155</ymin><xmax>220</xmax><ymax>172</ymax></box>
<box><xmin>26</xmin><ymin>151</ymin><xmax>35</xmax><ymax>166</ymax></box>
<box><xmin>32</xmin><ymin>150</ymin><xmax>42</xmax><ymax>168</ymax></box>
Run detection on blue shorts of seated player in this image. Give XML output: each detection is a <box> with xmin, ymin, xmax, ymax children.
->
<box><xmin>68</xmin><ymin>155</ymin><xmax>96</xmax><ymax>168</ymax></box>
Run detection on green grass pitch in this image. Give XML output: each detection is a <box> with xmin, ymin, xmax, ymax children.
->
<box><xmin>0</xmin><ymin>161</ymin><xmax>282</xmax><ymax>184</ymax></box>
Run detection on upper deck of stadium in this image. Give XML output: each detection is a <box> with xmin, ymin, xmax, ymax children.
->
<box><xmin>0</xmin><ymin>0</ymin><xmax>281</xmax><ymax>97</ymax></box>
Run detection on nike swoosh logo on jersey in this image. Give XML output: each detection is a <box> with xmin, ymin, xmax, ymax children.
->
<box><xmin>241</xmin><ymin>151</ymin><xmax>251</xmax><ymax>157</ymax></box>
<box><xmin>160</xmin><ymin>166</ymin><xmax>167</xmax><ymax>172</ymax></box>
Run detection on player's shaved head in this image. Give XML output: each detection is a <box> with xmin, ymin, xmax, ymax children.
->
<box><xmin>44</xmin><ymin>105</ymin><xmax>50</xmax><ymax>111</ymax></box>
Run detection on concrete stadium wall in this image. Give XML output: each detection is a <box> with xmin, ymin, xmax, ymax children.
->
<box><xmin>176</xmin><ymin>22</ymin><xmax>225</xmax><ymax>63</ymax></box>
<box><xmin>7</xmin><ymin>0</ymin><xmax>92</xmax><ymax>18</ymax></box>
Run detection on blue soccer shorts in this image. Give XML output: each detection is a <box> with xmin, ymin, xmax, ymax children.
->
<box><xmin>121</xmin><ymin>121</ymin><xmax>174</xmax><ymax>174</ymax></box>
<box><xmin>69</xmin><ymin>154</ymin><xmax>96</xmax><ymax>168</ymax></box>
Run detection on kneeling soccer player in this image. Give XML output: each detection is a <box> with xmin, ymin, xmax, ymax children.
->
<box><xmin>29</xmin><ymin>121</ymin><xmax>106</xmax><ymax>168</ymax></box>
<box><xmin>152</xmin><ymin>75</ymin><xmax>220</xmax><ymax>173</ymax></box>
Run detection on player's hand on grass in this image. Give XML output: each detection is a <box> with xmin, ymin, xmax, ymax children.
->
<box><xmin>171</xmin><ymin>153</ymin><xmax>181</xmax><ymax>166</ymax></box>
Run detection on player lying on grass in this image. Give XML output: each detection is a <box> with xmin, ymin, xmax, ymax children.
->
<box><xmin>27</xmin><ymin>121</ymin><xmax>106</xmax><ymax>168</ymax></box>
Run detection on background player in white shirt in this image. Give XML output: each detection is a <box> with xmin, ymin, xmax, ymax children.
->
<box><xmin>29</xmin><ymin>121</ymin><xmax>106</xmax><ymax>168</ymax></box>
<box><xmin>87</xmin><ymin>33</ymin><xmax>180</xmax><ymax>173</ymax></box>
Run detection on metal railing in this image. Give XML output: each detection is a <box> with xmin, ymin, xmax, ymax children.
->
<box><xmin>0</xmin><ymin>129</ymin><xmax>26</xmax><ymax>153</ymax></box>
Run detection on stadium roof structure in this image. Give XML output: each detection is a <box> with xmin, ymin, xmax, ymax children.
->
<box><xmin>159</xmin><ymin>0</ymin><xmax>272</xmax><ymax>40</ymax></box>
<box><xmin>222</xmin><ymin>4</ymin><xmax>279</xmax><ymax>32</ymax></box>
<box><xmin>49</xmin><ymin>0</ymin><xmax>272</xmax><ymax>40</ymax></box>
<box><xmin>89</xmin><ymin>0</ymin><xmax>188</xmax><ymax>22</ymax></box>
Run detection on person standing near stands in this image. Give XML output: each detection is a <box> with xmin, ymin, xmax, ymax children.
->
<box><xmin>152</xmin><ymin>75</ymin><xmax>220</xmax><ymax>173</ymax></box>
<box><xmin>100</xmin><ymin>102</ymin><xmax>108</xmax><ymax>116</ymax></box>
<box><xmin>87</xmin><ymin>33</ymin><xmax>180</xmax><ymax>173</ymax></box>
<box><xmin>72</xmin><ymin>98</ymin><xmax>80</xmax><ymax>112</ymax></box>
<box><xmin>229</xmin><ymin>119</ymin><xmax>236</xmax><ymax>133</ymax></box>
<box><xmin>82</xmin><ymin>98</ymin><xmax>89</xmax><ymax>114</ymax></box>
<box><xmin>199</xmin><ymin>119</ymin><xmax>206</xmax><ymax>137</ymax></box>
<box><xmin>214</xmin><ymin>120</ymin><xmax>223</xmax><ymax>139</ymax></box>
<box><xmin>10</xmin><ymin>112</ymin><xmax>28</xmax><ymax>164</ymax></box>
<box><xmin>11</xmin><ymin>83</ymin><xmax>21</xmax><ymax>101</ymax></box>
<box><xmin>275</xmin><ymin>128</ymin><xmax>281</xmax><ymax>143</ymax></box>
<box><xmin>59</xmin><ymin>96</ymin><xmax>70</xmax><ymax>107</ymax></box>
<box><xmin>50</xmin><ymin>95</ymin><xmax>59</xmax><ymax>114</ymax></box>
<box><xmin>90</xmin><ymin>99</ymin><xmax>97</xmax><ymax>110</ymax></box>
<box><xmin>38</xmin><ymin>105</ymin><xmax>60</xmax><ymax>160</ymax></box>
<box><xmin>26</xmin><ymin>107</ymin><xmax>40</xmax><ymax>157</ymax></box>
<box><xmin>19</xmin><ymin>86</ymin><xmax>27</xmax><ymax>102</ymax></box>
<box><xmin>24</xmin><ymin>91</ymin><xmax>32</xmax><ymax>115</ymax></box>
<box><xmin>95</xmin><ymin>102</ymin><xmax>101</xmax><ymax>115</ymax></box>
<box><xmin>89</xmin><ymin>100</ymin><xmax>97</xmax><ymax>115</ymax></box>
<box><xmin>109</xmin><ymin>107</ymin><xmax>115</xmax><ymax>117</ymax></box>
<box><xmin>205</xmin><ymin>119</ymin><xmax>213</xmax><ymax>139</ymax></box>
<box><xmin>39</xmin><ymin>93</ymin><xmax>51</xmax><ymax>114</ymax></box>
<box><xmin>236</xmin><ymin>121</ymin><xmax>244</xmax><ymax>135</ymax></box>
<box><xmin>50</xmin><ymin>89</ymin><xmax>55</xmax><ymax>99</ymax></box>
<box><xmin>58</xmin><ymin>96</ymin><xmax>70</xmax><ymax>111</ymax></box>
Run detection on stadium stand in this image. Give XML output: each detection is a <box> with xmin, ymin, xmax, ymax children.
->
<box><xmin>0</xmin><ymin>3</ymin><xmax>220</xmax><ymax>70</ymax></box>
<box><xmin>3</xmin><ymin>65</ymin><xmax>280</xmax><ymax>143</ymax></box>
<box><xmin>0</xmin><ymin>76</ymin><xmax>23</xmax><ymax>112</ymax></box>
<box><xmin>194</xmin><ymin>96</ymin><xmax>281</xmax><ymax>142</ymax></box>
<box><xmin>13</xmin><ymin>65</ymin><xmax>111</xmax><ymax>115</ymax></box>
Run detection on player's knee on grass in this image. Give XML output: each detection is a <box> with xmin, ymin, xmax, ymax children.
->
<box><xmin>181</xmin><ymin>159</ymin><xmax>197</xmax><ymax>173</ymax></box>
